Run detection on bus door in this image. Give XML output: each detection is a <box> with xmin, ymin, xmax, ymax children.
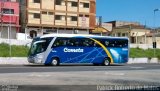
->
<box><xmin>118</xmin><ymin>39</ymin><xmax>129</xmax><ymax>63</ymax></box>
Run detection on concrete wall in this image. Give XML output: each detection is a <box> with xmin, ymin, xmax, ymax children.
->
<box><xmin>41</xmin><ymin>14</ymin><xmax>54</xmax><ymax>25</ymax></box>
<box><xmin>78</xmin><ymin>16</ymin><xmax>89</xmax><ymax>28</ymax></box>
<box><xmin>0</xmin><ymin>38</ymin><xmax>32</xmax><ymax>46</ymax></box>
<box><xmin>42</xmin><ymin>0</ymin><xmax>55</xmax><ymax>9</ymax></box>
<box><xmin>115</xmin><ymin>21</ymin><xmax>140</xmax><ymax>27</ymax></box>
<box><xmin>144</xmin><ymin>37</ymin><xmax>160</xmax><ymax>44</ymax></box>
<box><xmin>130</xmin><ymin>44</ymin><xmax>160</xmax><ymax>49</ymax></box>
<box><xmin>131</xmin><ymin>29</ymin><xmax>150</xmax><ymax>36</ymax></box>
<box><xmin>55</xmin><ymin>5</ymin><xmax>66</xmax><ymax>11</ymax></box>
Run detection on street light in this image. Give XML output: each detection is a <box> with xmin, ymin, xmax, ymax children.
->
<box><xmin>95</xmin><ymin>16</ymin><xmax>102</xmax><ymax>35</ymax></box>
<box><xmin>153</xmin><ymin>8</ymin><xmax>160</xmax><ymax>57</ymax></box>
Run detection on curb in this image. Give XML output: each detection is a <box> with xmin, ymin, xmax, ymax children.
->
<box><xmin>127</xmin><ymin>58</ymin><xmax>160</xmax><ymax>64</ymax></box>
<box><xmin>0</xmin><ymin>57</ymin><xmax>29</xmax><ymax>65</ymax></box>
<box><xmin>0</xmin><ymin>57</ymin><xmax>159</xmax><ymax>65</ymax></box>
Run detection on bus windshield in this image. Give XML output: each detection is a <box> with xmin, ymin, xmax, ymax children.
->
<box><xmin>28</xmin><ymin>37</ymin><xmax>53</xmax><ymax>56</ymax></box>
<box><xmin>30</xmin><ymin>41</ymin><xmax>46</xmax><ymax>55</ymax></box>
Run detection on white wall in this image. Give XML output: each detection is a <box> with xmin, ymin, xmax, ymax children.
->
<box><xmin>130</xmin><ymin>44</ymin><xmax>160</xmax><ymax>49</ymax></box>
<box><xmin>0</xmin><ymin>38</ymin><xmax>32</xmax><ymax>46</ymax></box>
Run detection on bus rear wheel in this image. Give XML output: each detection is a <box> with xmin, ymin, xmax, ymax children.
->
<box><xmin>103</xmin><ymin>58</ymin><xmax>111</xmax><ymax>66</ymax></box>
<box><xmin>51</xmin><ymin>58</ymin><xmax>59</xmax><ymax>66</ymax></box>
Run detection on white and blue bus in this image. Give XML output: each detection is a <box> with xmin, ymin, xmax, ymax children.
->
<box><xmin>28</xmin><ymin>34</ymin><xmax>129</xmax><ymax>66</ymax></box>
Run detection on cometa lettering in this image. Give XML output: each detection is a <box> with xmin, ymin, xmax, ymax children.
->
<box><xmin>64</xmin><ymin>48</ymin><xmax>84</xmax><ymax>53</ymax></box>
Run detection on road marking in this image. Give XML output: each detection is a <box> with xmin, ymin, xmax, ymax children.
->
<box><xmin>130</xmin><ymin>67</ymin><xmax>144</xmax><ymax>69</ymax></box>
<box><xmin>105</xmin><ymin>72</ymin><xmax>125</xmax><ymax>76</ymax></box>
<box><xmin>28</xmin><ymin>74</ymin><xmax>51</xmax><ymax>77</ymax></box>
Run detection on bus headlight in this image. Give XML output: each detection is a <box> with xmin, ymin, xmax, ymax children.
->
<box><xmin>37</xmin><ymin>58</ymin><xmax>42</xmax><ymax>63</ymax></box>
<box><xmin>36</xmin><ymin>54</ymin><xmax>43</xmax><ymax>63</ymax></box>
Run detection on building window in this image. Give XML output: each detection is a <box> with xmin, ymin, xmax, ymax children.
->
<box><xmin>85</xmin><ymin>15</ymin><xmax>89</xmax><ymax>17</ymax></box>
<box><xmin>34</xmin><ymin>0</ymin><xmax>40</xmax><ymax>3</ymax></box>
<box><xmin>83</xmin><ymin>3</ymin><xmax>89</xmax><ymax>8</ymax></box>
<box><xmin>30</xmin><ymin>30</ymin><xmax>37</xmax><ymax>38</ymax></box>
<box><xmin>71</xmin><ymin>16</ymin><xmax>77</xmax><ymax>21</ymax></box>
<box><xmin>48</xmin><ymin>12</ymin><xmax>53</xmax><ymax>15</ymax></box>
<box><xmin>122</xmin><ymin>33</ymin><xmax>125</xmax><ymax>37</ymax></box>
<box><xmin>34</xmin><ymin>13</ymin><xmax>40</xmax><ymax>19</ymax></box>
<box><xmin>2</xmin><ymin>8</ymin><xmax>14</xmax><ymax>14</ymax></box>
<box><xmin>117</xmin><ymin>33</ymin><xmax>121</xmax><ymax>37</ymax></box>
<box><xmin>71</xmin><ymin>2</ymin><xmax>78</xmax><ymax>7</ymax></box>
<box><xmin>55</xmin><ymin>15</ymin><xmax>61</xmax><ymax>20</ymax></box>
<box><xmin>55</xmin><ymin>0</ymin><xmax>62</xmax><ymax>5</ymax></box>
<box><xmin>79</xmin><ymin>14</ymin><xmax>83</xmax><ymax>17</ymax></box>
<box><xmin>42</xmin><ymin>11</ymin><xmax>47</xmax><ymax>14</ymax></box>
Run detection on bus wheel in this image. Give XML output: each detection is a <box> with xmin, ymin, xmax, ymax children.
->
<box><xmin>103</xmin><ymin>58</ymin><xmax>110</xmax><ymax>66</ymax></box>
<box><xmin>93</xmin><ymin>63</ymin><xmax>99</xmax><ymax>66</ymax></box>
<box><xmin>51</xmin><ymin>58</ymin><xmax>59</xmax><ymax>66</ymax></box>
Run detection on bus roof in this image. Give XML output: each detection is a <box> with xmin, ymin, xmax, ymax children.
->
<box><xmin>40</xmin><ymin>34</ymin><xmax>129</xmax><ymax>40</ymax></box>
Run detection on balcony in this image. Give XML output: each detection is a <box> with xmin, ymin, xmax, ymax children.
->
<box><xmin>1</xmin><ymin>15</ymin><xmax>18</xmax><ymax>24</ymax></box>
<box><xmin>28</xmin><ymin>2</ymin><xmax>40</xmax><ymax>9</ymax></box>
<box><xmin>41</xmin><ymin>15</ymin><xmax>54</xmax><ymax>25</ymax></box>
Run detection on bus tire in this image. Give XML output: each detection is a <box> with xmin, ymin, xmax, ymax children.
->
<box><xmin>93</xmin><ymin>63</ymin><xmax>99</xmax><ymax>66</ymax></box>
<box><xmin>51</xmin><ymin>58</ymin><xmax>59</xmax><ymax>66</ymax></box>
<box><xmin>103</xmin><ymin>57</ymin><xmax>110</xmax><ymax>66</ymax></box>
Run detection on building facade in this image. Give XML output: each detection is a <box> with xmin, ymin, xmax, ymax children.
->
<box><xmin>111</xmin><ymin>24</ymin><xmax>150</xmax><ymax>44</ymax></box>
<box><xmin>107</xmin><ymin>21</ymin><xmax>140</xmax><ymax>28</ymax></box>
<box><xmin>0</xmin><ymin>0</ymin><xmax>19</xmax><ymax>39</ymax></box>
<box><xmin>20</xmin><ymin>0</ymin><xmax>96</xmax><ymax>38</ymax></box>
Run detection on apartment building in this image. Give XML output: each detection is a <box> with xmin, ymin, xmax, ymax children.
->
<box><xmin>0</xmin><ymin>0</ymin><xmax>19</xmax><ymax>39</ymax></box>
<box><xmin>20</xmin><ymin>0</ymin><xmax>96</xmax><ymax>38</ymax></box>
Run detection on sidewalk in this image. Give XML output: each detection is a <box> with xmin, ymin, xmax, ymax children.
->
<box><xmin>0</xmin><ymin>57</ymin><xmax>29</xmax><ymax>65</ymax></box>
<box><xmin>0</xmin><ymin>57</ymin><xmax>159</xmax><ymax>65</ymax></box>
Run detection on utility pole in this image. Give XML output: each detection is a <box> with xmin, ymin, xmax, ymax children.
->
<box><xmin>0</xmin><ymin>0</ymin><xmax>4</xmax><ymax>38</ymax></box>
<box><xmin>153</xmin><ymin>9</ymin><xmax>160</xmax><ymax>57</ymax></box>
<box><xmin>9</xmin><ymin>1</ymin><xmax>12</xmax><ymax>57</ymax></box>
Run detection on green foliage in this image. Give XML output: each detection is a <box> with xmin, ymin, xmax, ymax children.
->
<box><xmin>130</xmin><ymin>48</ymin><xmax>160</xmax><ymax>58</ymax></box>
<box><xmin>0</xmin><ymin>43</ymin><xmax>29</xmax><ymax>57</ymax></box>
<box><xmin>1</xmin><ymin>43</ymin><xmax>160</xmax><ymax>58</ymax></box>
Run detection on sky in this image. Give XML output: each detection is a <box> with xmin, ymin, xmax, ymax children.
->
<box><xmin>96</xmin><ymin>0</ymin><xmax>160</xmax><ymax>28</ymax></box>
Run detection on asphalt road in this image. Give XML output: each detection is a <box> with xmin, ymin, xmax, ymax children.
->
<box><xmin>0</xmin><ymin>64</ymin><xmax>159</xmax><ymax>73</ymax></box>
<box><xmin>0</xmin><ymin>64</ymin><xmax>160</xmax><ymax>91</ymax></box>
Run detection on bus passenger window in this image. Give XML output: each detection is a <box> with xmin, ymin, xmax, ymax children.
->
<box><xmin>75</xmin><ymin>41</ymin><xmax>79</xmax><ymax>46</ymax></box>
<box><xmin>105</xmin><ymin>41</ymin><xmax>109</xmax><ymax>46</ymax></box>
<box><xmin>52</xmin><ymin>39</ymin><xmax>61</xmax><ymax>47</ymax></box>
<box><xmin>53</xmin><ymin>42</ymin><xmax>59</xmax><ymax>47</ymax></box>
<box><xmin>94</xmin><ymin>42</ymin><xmax>100</xmax><ymax>47</ymax></box>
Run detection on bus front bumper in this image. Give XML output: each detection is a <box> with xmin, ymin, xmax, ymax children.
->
<box><xmin>28</xmin><ymin>56</ymin><xmax>43</xmax><ymax>64</ymax></box>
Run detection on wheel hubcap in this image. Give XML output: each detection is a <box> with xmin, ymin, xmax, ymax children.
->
<box><xmin>104</xmin><ymin>59</ymin><xmax>109</xmax><ymax>65</ymax></box>
<box><xmin>52</xmin><ymin>59</ymin><xmax>57</xmax><ymax>65</ymax></box>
